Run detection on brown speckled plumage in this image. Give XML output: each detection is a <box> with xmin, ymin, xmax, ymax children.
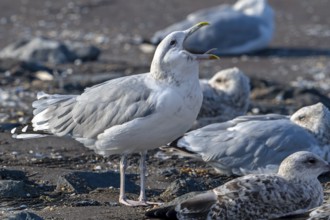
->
<box><xmin>145</xmin><ymin>151</ymin><xmax>330</xmax><ymax>220</ymax></box>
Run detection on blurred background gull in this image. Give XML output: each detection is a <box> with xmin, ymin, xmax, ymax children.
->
<box><xmin>193</xmin><ymin>67</ymin><xmax>250</xmax><ymax>129</ymax></box>
<box><xmin>151</xmin><ymin>0</ymin><xmax>275</xmax><ymax>55</ymax></box>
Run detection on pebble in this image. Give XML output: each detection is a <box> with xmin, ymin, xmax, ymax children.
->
<box><xmin>1</xmin><ymin>211</ymin><xmax>44</xmax><ymax>220</ymax></box>
<box><xmin>0</xmin><ymin>37</ymin><xmax>101</xmax><ymax>64</ymax></box>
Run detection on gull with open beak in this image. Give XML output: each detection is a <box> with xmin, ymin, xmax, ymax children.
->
<box><xmin>14</xmin><ymin>22</ymin><xmax>218</xmax><ymax>206</ymax></box>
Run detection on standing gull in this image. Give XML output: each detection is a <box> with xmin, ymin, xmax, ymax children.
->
<box><xmin>170</xmin><ymin>103</ymin><xmax>330</xmax><ymax>175</ymax></box>
<box><xmin>15</xmin><ymin>22</ymin><xmax>218</xmax><ymax>206</ymax></box>
<box><xmin>146</xmin><ymin>151</ymin><xmax>330</xmax><ymax>219</ymax></box>
<box><xmin>193</xmin><ymin>67</ymin><xmax>250</xmax><ymax>129</ymax></box>
<box><xmin>151</xmin><ymin>0</ymin><xmax>274</xmax><ymax>55</ymax></box>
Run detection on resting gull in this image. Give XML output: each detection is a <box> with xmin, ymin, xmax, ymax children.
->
<box><xmin>146</xmin><ymin>151</ymin><xmax>330</xmax><ymax>219</ymax></box>
<box><xmin>170</xmin><ymin>102</ymin><xmax>330</xmax><ymax>175</ymax></box>
<box><xmin>193</xmin><ymin>67</ymin><xmax>250</xmax><ymax>129</ymax></box>
<box><xmin>13</xmin><ymin>22</ymin><xmax>218</xmax><ymax>206</ymax></box>
<box><xmin>151</xmin><ymin>0</ymin><xmax>274</xmax><ymax>55</ymax></box>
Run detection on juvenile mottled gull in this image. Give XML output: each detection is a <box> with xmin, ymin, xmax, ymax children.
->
<box><xmin>171</xmin><ymin>103</ymin><xmax>330</xmax><ymax>175</ymax></box>
<box><xmin>192</xmin><ymin>67</ymin><xmax>250</xmax><ymax>129</ymax></box>
<box><xmin>151</xmin><ymin>0</ymin><xmax>274</xmax><ymax>55</ymax></box>
<box><xmin>14</xmin><ymin>22</ymin><xmax>218</xmax><ymax>206</ymax></box>
<box><xmin>146</xmin><ymin>151</ymin><xmax>330</xmax><ymax>220</ymax></box>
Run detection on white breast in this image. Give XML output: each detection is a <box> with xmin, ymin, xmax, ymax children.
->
<box><xmin>94</xmin><ymin>78</ymin><xmax>203</xmax><ymax>156</ymax></box>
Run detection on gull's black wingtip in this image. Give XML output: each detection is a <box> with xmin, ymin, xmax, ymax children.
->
<box><xmin>168</xmin><ymin>136</ymin><xmax>181</xmax><ymax>148</ymax></box>
<box><xmin>145</xmin><ymin>206</ymin><xmax>178</xmax><ymax>219</ymax></box>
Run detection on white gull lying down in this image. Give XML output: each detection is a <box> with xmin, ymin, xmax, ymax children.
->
<box><xmin>193</xmin><ymin>67</ymin><xmax>250</xmax><ymax>129</ymax></box>
<box><xmin>146</xmin><ymin>151</ymin><xmax>330</xmax><ymax>219</ymax></box>
<box><xmin>13</xmin><ymin>22</ymin><xmax>218</xmax><ymax>206</ymax></box>
<box><xmin>171</xmin><ymin>103</ymin><xmax>330</xmax><ymax>175</ymax></box>
<box><xmin>151</xmin><ymin>0</ymin><xmax>274</xmax><ymax>55</ymax></box>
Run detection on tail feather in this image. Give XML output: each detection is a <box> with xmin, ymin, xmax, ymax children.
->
<box><xmin>31</xmin><ymin>92</ymin><xmax>77</xmax><ymax>136</ymax></box>
<box><xmin>11</xmin><ymin>124</ymin><xmax>49</xmax><ymax>139</ymax></box>
<box><xmin>13</xmin><ymin>133</ymin><xmax>49</xmax><ymax>139</ymax></box>
<box><xmin>12</xmin><ymin>92</ymin><xmax>77</xmax><ymax>140</ymax></box>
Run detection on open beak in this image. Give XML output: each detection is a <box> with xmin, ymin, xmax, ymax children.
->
<box><xmin>325</xmin><ymin>163</ymin><xmax>330</xmax><ymax>172</ymax></box>
<box><xmin>183</xmin><ymin>22</ymin><xmax>220</xmax><ymax>60</ymax></box>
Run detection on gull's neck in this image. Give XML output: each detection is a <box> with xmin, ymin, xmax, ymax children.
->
<box><xmin>150</xmin><ymin>62</ymin><xmax>200</xmax><ymax>87</ymax></box>
<box><xmin>306</xmin><ymin>120</ymin><xmax>330</xmax><ymax>146</ymax></box>
<box><xmin>278</xmin><ymin>168</ymin><xmax>320</xmax><ymax>184</ymax></box>
<box><xmin>316</xmin><ymin>122</ymin><xmax>330</xmax><ymax>146</ymax></box>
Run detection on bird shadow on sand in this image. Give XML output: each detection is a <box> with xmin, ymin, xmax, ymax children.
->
<box><xmin>57</xmin><ymin>171</ymin><xmax>140</xmax><ymax>194</ymax></box>
<box><xmin>245</xmin><ymin>47</ymin><xmax>330</xmax><ymax>58</ymax></box>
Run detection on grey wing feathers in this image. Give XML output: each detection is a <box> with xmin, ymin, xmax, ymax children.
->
<box><xmin>206</xmin><ymin>121</ymin><xmax>315</xmax><ymax>163</ymax></box>
<box><xmin>71</xmin><ymin>74</ymin><xmax>155</xmax><ymax>138</ymax></box>
<box><xmin>185</xmin><ymin>12</ymin><xmax>262</xmax><ymax>53</ymax></box>
<box><xmin>32</xmin><ymin>92</ymin><xmax>77</xmax><ymax>115</ymax></box>
<box><xmin>177</xmin><ymin>115</ymin><xmax>318</xmax><ymax>174</ymax></box>
<box><xmin>152</xmin><ymin>5</ymin><xmax>262</xmax><ymax>53</ymax></box>
<box><xmin>230</xmin><ymin>114</ymin><xmax>289</xmax><ymax>123</ymax></box>
<box><xmin>151</xmin><ymin>6</ymin><xmax>231</xmax><ymax>44</ymax></box>
<box><xmin>177</xmin><ymin>114</ymin><xmax>288</xmax><ymax>151</ymax></box>
<box><xmin>199</xmin><ymin>91</ymin><xmax>240</xmax><ymax>123</ymax></box>
<box><xmin>32</xmin><ymin>93</ymin><xmax>77</xmax><ymax>136</ymax></box>
<box><xmin>32</xmin><ymin>74</ymin><xmax>156</xmax><ymax>140</ymax></box>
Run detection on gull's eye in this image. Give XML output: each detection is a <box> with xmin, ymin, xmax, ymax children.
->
<box><xmin>298</xmin><ymin>115</ymin><xmax>306</xmax><ymax>121</ymax></box>
<box><xmin>216</xmin><ymin>78</ymin><xmax>227</xmax><ymax>83</ymax></box>
<box><xmin>169</xmin><ymin>40</ymin><xmax>176</xmax><ymax>47</ymax></box>
<box><xmin>307</xmin><ymin>158</ymin><xmax>316</xmax><ymax>164</ymax></box>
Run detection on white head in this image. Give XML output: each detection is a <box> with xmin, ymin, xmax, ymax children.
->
<box><xmin>278</xmin><ymin>151</ymin><xmax>330</xmax><ymax>181</ymax></box>
<box><xmin>290</xmin><ymin>103</ymin><xmax>330</xmax><ymax>142</ymax></box>
<box><xmin>150</xmin><ymin>22</ymin><xmax>218</xmax><ymax>84</ymax></box>
<box><xmin>208</xmin><ymin>67</ymin><xmax>250</xmax><ymax>97</ymax></box>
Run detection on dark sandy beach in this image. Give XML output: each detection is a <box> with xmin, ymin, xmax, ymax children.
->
<box><xmin>0</xmin><ymin>0</ymin><xmax>330</xmax><ymax>219</ymax></box>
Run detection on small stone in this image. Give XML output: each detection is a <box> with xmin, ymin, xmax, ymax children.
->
<box><xmin>139</xmin><ymin>43</ymin><xmax>155</xmax><ymax>54</ymax></box>
<box><xmin>0</xmin><ymin>169</ymin><xmax>27</xmax><ymax>181</ymax></box>
<box><xmin>105</xmin><ymin>201</ymin><xmax>119</xmax><ymax>207</ymax></box>
<box><xmin>56</xmin><ymin>171</ymin><xmax>138</xmax><ymax>194</ymax></box>
<box><xmin>35</xmin><ymin>71</ymin><xmax>54</xmax><ymax>81</ymax></box>
<box><xmin>0</xmin><ymin>37</ymin><xmax>101</xmax><ymax>64</ymax></box>
<box><xmin>0</xmin><ymin>180</ymin><xmax>30</xmax><ymax>198</ymax></box>
<box><xmin>74</xmin><ymin>59</ymin><xmax>82</xmax><ymax>66</ymax></box>
<box><xmin>2</xmin><ymin>211</ymin><xmax>44</xmax><ymax>220</ymax></box>
<box><xmin>93</xmin><ymin>165</ymin><xmax>102</xmax><ymax>170</ymax></box>
<box><xmin>160</xmin><ymin>178</ymin><xmax>204</xmax><ymax>202</ymax></box>
<box><xmin>159</xmin><ymin>168</ymin><xmax>179</xmax><ymax>177</ymax></box>
<box><xmin>71</xmin><ymin>199</ymin><xmax>101</xmax><ymax>207</ymax></box>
